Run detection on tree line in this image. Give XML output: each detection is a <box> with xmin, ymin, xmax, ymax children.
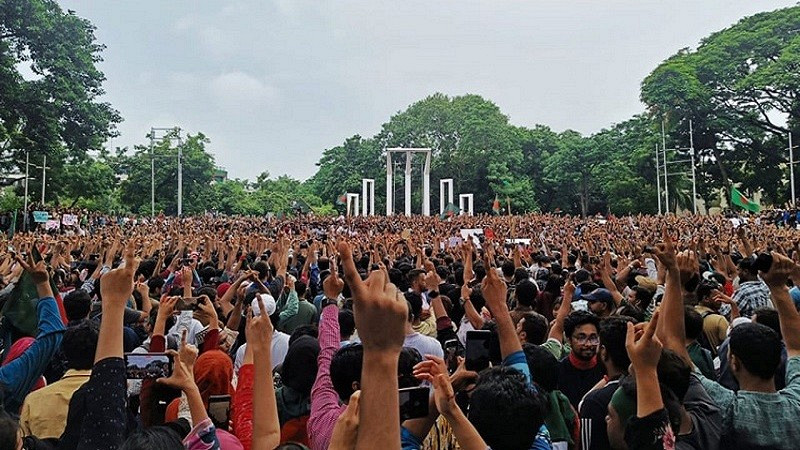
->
<box><xmin>0</xmin><ymin>1</ymin><xmax>798</xmax><ymax>216</ymax></box>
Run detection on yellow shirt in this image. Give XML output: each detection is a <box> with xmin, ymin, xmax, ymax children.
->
<box><xmin>19</xmin><ymin>369</ymin><xmax>91</xmax><ymax>439</ymax></box>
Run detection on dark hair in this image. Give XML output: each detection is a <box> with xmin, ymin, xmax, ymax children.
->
<box><xmin>398</xmin><ymin>347</ymin><xmax>423</xmax><ymax>388</ymax></box>
<box><xmin>695</xmin><ymin>280</ymin><xmax>718</xmax><ymax>304</ymax></box>
<box><xmin>253</xmin><ymin>261</ymin><xmax>269</xmax><ymax>280</ymax></box>
<box><xmin>408</xmin><ymin>268</ymin><xmax>426</xmax><ymax>286</ymax></box>
<box><xmin>330</xmin><ymin>344</ymin><xmax>364</xmax><ymax>401</ymax></box>
<box><xmin>195</xmin><ymin>286</ymin><xmax>217</xmax><ymax>303</ymax></box>
<box><xmin>0</xmin><ymin>415</ymin><xmax>17</xmax><ymax>450</ymax></box>
<box><xmin>63</xmin><ymin>289</ymin><xmax>92</xmax><ymax>322</ymax></box>
<box><xmin>599</xmin><ymin>316</ymin><xmax>632</xmax><ymax>371</ymax></box>
<box><xmin>63</xmin><ymin>319</ymin><xmax>100</xmax><ymax>370</ymax></box>
<box><xmin>148</xmin><ymin>276</ymin><xmax>165</xmax><ymax>292</ymax></box>
<box><xmin>684</xmin><ymin>306</ymin><xmax>704</xmax><ymax>341</ymax></box>
<box><xmin>469</xmin><ymin>286</ymin><xmax>486</xmax><ymax>312</ymax></box>
<box><xmin>469</xmin><ymin>366</ymin><xmax>546</xmax><ymax>450</ymax></box>
<box><xmin>753</xmin><ymin>307</ymin><xmax>782</xmax><ymax>339</ymax></box>
<box><xmin>614</xmin><ymin>304</ymin><xmax>645</xmax><ymax>323</ymax></box>
<box><xmin>631</xmin><ymin>286</ymin><xmax>654</xmax><ymax>310</ymax></box>
<box><xmin>339</xmin><ymin>309</ymin><xmax>355</xmax><ymax>339</ymax></box>
<box><xmin>121</xmin><ymin>426</ymin><xmax>184</xmax><ymax>449</ymax></box>
<box><xmin>405</xmin><ymin>292</ymin><xmax>423</xmax><ymax>321</ymax></box>
<box><xmin>501</xmin><ymin>260</ymin><xmax>516</xmax><ymax>278</ymax></box>
<box><xmin>289</xmin><ymin>325</ymin><xmax>319</xmax><ymax>346</ymax></box>
<box><xmin>515</xmin><ymin>280</ymin><xmax>538</xmax><ymax>307</ymax></box>
<box><xmin>519</xmin><ymin>312</ymin><xmax>548</xmax><ymax>345</ymax></box>
<box><xmin>522</xmin><ymin>343</ymin><xmax>559</xmax><ymax>392</ymax></box>
<box><xmin>657</xmin><ymin>349</ymin><xmax>691</xmax><ymax>401</ymax></box>
<box><xmin>729</xmin><ymin>322</ymin><xmax>782</xmax><ymax>379</ymax></box>
<box><xmin>564</xmin><ymin>310</ymin><xmax>600</xmax><ymax>339</ymax></box>
<box><xmin>513</xmin><ymin>267</ymin><xmax>529</xmax><ymax>285</ymax></box>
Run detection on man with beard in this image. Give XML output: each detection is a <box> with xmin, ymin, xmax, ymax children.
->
<box><xmin>557</xmin><ymin>310</ymin><xmax>604</xmax><ymax>409</ymax></box>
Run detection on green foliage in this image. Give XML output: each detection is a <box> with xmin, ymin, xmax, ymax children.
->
<box><xmin>0</xmin><ymin>0</ymin><xmax>120</xmax><ymax>203</ymax></box>
<box><xmin>641</xmin><ymin>5</ymin><xmax>800</xmax><ymax>206</ymax></box>
<box><xmin>120</xmin><ymin>132</ymin><xmax>216</xmax><ymax>216</ymax></box>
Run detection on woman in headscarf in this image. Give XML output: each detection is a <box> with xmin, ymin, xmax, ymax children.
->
<box><xmin>275</xmin><ymin>335</ymin><xmax>319</xmax><ymax>445</ymax></box>
<box><xmin>164</xmin><ymin>350</ymin><xmax>235</xmax><ymax>426</ymax></box>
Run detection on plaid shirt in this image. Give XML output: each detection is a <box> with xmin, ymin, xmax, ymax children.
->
<box><xmin>732</xmin><ymin>280</ymin><xmax>772</xmax><ymax>318</ymax></box>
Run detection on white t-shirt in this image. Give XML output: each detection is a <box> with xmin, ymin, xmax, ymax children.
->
<box><xmin>234</xmin><ymin>330</ymin><xmax>290</xmax><ymax>374</ymax></box>
<box><xmin>403</xmin><ymin>332</ymin><xmax>444</xmax><ymax>359</ymax></box>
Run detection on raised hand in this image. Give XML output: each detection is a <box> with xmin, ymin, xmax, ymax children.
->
<box><xmin>329</xmin><ymin>391</ymin><xmax>361</xmax><ymax>450</ymax></box>
<box><xmin>100</xmin><ymin>240</ymin><xmax>140</xmax><ymax>306</ymax></box>
<box><xmin>16</xmin><ymin>251</ymin><xmax>49</xmax><ymax>285</ymax></box>
<box><xmin>481</xmin><ymin>258</ymin><xmax>507</xmax><ymax>315</ymax></box>
<box><xmin>338</xmin><ymin>240</ymin><xmax>407</xmax><ymax>353</ymax></box>
<box><xmin>246</xmin><ymin>296</ymin><xmax>274</xmax><ymax>354</ymax></box>
<box><xmin>323</xmin><ymin>258</ymin><xmax>344</xmax><ymax>300</ymax></box>
<box><xmin>652</xmin><ymin>227</ymin><xmax>677</xmax><ymax>270</ymax></box>
<box><xmin>626</xmin><ymin>310</ymin><xmax>662</xmax><ymax>370</ymax></box>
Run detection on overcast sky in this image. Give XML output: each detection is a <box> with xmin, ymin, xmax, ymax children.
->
<box><xmin>58</xmin><ymin>0</ymin><xmax>796</xmax><ymax>181</ymax></box>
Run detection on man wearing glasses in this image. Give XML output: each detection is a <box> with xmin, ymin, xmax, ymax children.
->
<box><xmin>557</xmin><ymin>310</ymin><xmax>603</xmax><ymax>409</ymax></box>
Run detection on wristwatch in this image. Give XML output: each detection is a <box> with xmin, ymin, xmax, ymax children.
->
<box><xmin>322</xmin><ymin>297</ymin><xmax>339</xmax><ymax>308</ymax></box>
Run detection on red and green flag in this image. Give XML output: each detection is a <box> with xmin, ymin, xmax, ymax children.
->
<box><xmin>730</xmin><ymin>186</ymin><xmax>759</xmax><ymax>213</ymax></box>
<box><xmin>492</xmin><ymin>195</ymin><xmax>501</xmax><ymax>215</ymax></box>
<box><xmin>440</xmin><ymin>202</ymin><xmax>460</xmax><ymax>220</ymax></box>
<box><xmin>336</xmin><ymin>193</ymin><xmax>347</xmax><ymax>206</ymax></box>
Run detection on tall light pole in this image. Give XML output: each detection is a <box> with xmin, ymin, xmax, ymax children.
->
<box><xmin>40</xmin><ymin>155</ymin><xmax>47</xmax><ymax>204</ymax></box>
<box><xmin>655</xmin><ymin>144</ymin><xmax>662</xmax><ymax>214</ymax></box>
<box><xmin>23</xmin><ymin>151</ymin><xmax>29</xmax><ymax>231</ymax></box>
<box><xmin>177</xmin><ymin>137</ymin><xmax>183</xmax><ymax>216</ymax></box>
<box><xmin>689</xmin><ymin>120</ymin><xmax>698</xmax><ymax>214</ymax></box>
<box><xmin>790</xmin><ymin>131</ymin><xmax>796</xmax><ymax>207</ymax></box>
<box><xmin>661</xmin><ymin>119</ymin><xmax>669</xmax><ymax>213</ymax></box>
<box><xmin>149</xmin><ymin>127</ymin><xmax>183</xmax><ymax>216</ymax></box>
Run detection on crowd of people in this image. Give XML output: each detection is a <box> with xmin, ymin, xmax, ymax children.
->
<box><xmin>0</xmin><ymin>212</ymin><xmax>797</xmax><ymax>449</ymax></box>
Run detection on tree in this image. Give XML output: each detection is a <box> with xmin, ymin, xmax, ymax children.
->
<box><xmin>641</xmin><ymin>5</ymin><xmax>800</xmax><ymax>205</ymax></box>
<box><xmin>0</xmin><ymin>0</ymin><xmax>120</xmax><ymax>203</ymax></box>
<box><xmin>120</xmin><ymin>132</ymin><xmax>215</xmax><ymax>216</ymax></box>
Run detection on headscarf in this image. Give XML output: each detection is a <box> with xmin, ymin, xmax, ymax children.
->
<box><xmin>193</xmin><ymin>350</ymin><xmax>235</xmax><ymax>406</ymax></box>
<box><xmin>281</xmin><ymin>335</ymin><xmax>320</xmax><ymax>396</ymax></box>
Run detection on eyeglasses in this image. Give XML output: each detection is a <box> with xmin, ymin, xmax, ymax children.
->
<box><xmin>573</xmin><ymin>334</ymin><xmax>600</xmax><ymax>345</ymax></box>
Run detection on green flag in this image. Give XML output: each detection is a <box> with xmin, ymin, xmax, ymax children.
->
<box><xmin>1</xmin><ymin>246</ymin><xmax>48</xmax><ymax>336</ymax></box>
<box><xmin>730</xmin><ymin>186</ymin><xmax>760</xmax><ymax>213</ymax></box>
<box><xmin>439</xmin><ymin>202</ymin><xmax>460</xmax><ymax>220</ymax></box>
<box><xmin>335</xmin><ymin>193</ymin><xmax>347</xmax><ymax>206</ymax></box>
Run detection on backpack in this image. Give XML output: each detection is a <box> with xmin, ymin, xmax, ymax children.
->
<box><xmin>696</xmin><ymin>310</ymin><xmax>719</xmax><ymax>358</ymax></box>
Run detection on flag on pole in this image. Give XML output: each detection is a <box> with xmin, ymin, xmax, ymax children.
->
<box><xmin>336</xmin><ymin>193</ymin><xmax>347</xmax><ymax>206</ymax></box>
<box><xmin>492</xmin><ymin>195</ymin><xmax>501</xmax><ymax>215</ymax></box>
<box><xmin>730</xmin><ymin>186</ymin><xmax>760</xmax><ymax>213</ymax></box>
<box><xmin>440</xmin><ymin>202</ymin><xmax>460</xmax><ymax>220</ymax></box>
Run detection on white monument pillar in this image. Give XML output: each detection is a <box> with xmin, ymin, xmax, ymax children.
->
<box><xmin>404</xmin><ymin>152</ymin><xmax>412</xmax><ymax>216</ymax></box>
<box><xmin>459</xmin><ymin>194</ymin><xmax>474</xmax><ymax>216</ymax></box>
<box><xmin>439</xmin><ymin>178</ymin><xmax>454</xmax><ymax>214</ymax></box>
<box><xmin>346</xmin><ymin>193</ymin><xmax>360</xmax><ymax>216</ymax></box>
<box><xmin>385</xmin><ymin>153</ymin><xmax>393</xmax><ymax>216</ymax></box>
<box><xmin>361</xmin><ymin>179</ymin><xmax>375</xmax><ymax>216</ymax></box>
<box><xmin>422</xmin><ymin>151</ymin><xmax>431</xmax><ymax>216</ymax></box>
<box><xmin>385</xmin><ymin>148</ymin><xmax>432</xmax><ymax>216</ymax></box>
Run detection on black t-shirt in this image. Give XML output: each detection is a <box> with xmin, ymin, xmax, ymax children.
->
<box><xmin>579</xmin><ymin>377</ymin><xmax>622</xmax><ymax>450</ymax></box>
<box><xmin>557</xmin><ymin>356</ymin><xmax>604</xmax><ymax>410</ymax></box>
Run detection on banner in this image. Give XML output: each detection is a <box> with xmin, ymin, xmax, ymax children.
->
<box><xmin>45</xmin><ymin>219</ymin><xmax>60</xmax><ymax>230</ymax></box>
<box><xmin>61</xmin><ymin>214</ymin><xmax>78</xmax><ymax>226</ymax></box>
<box><xmin>33</xmin><ymin>211</ymin><xmax>49</xmax><ymax>223</ymax></box>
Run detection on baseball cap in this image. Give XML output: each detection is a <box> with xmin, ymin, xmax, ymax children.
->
<box><xmin>582</xmin><ymin>288</ymin><xmax>614</xmax><ymax>306</ymax></box>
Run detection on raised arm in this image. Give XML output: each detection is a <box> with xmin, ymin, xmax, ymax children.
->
<box><xmin>339</xmin><ymin>241</ymin><xmax>408</xmax><ymax>449</ymax></box>
<box><xmin>481</xmin><ymin>256</ymin><xmax>521</xmax><ymax>359</ymax></box>
<box><xmin>651</xmin><ymin>228</ymin><xmax>692</xmax><ymax>365</ymax></box>
<box><xmin>762</xmin><ymin>253</ymin><xmax>800</xmax><ymax>357</ymax></box>
<box><xmin>548</xmin><ymin>277</ymin><xmax>575</xmax><ymax>342</ymax></box>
